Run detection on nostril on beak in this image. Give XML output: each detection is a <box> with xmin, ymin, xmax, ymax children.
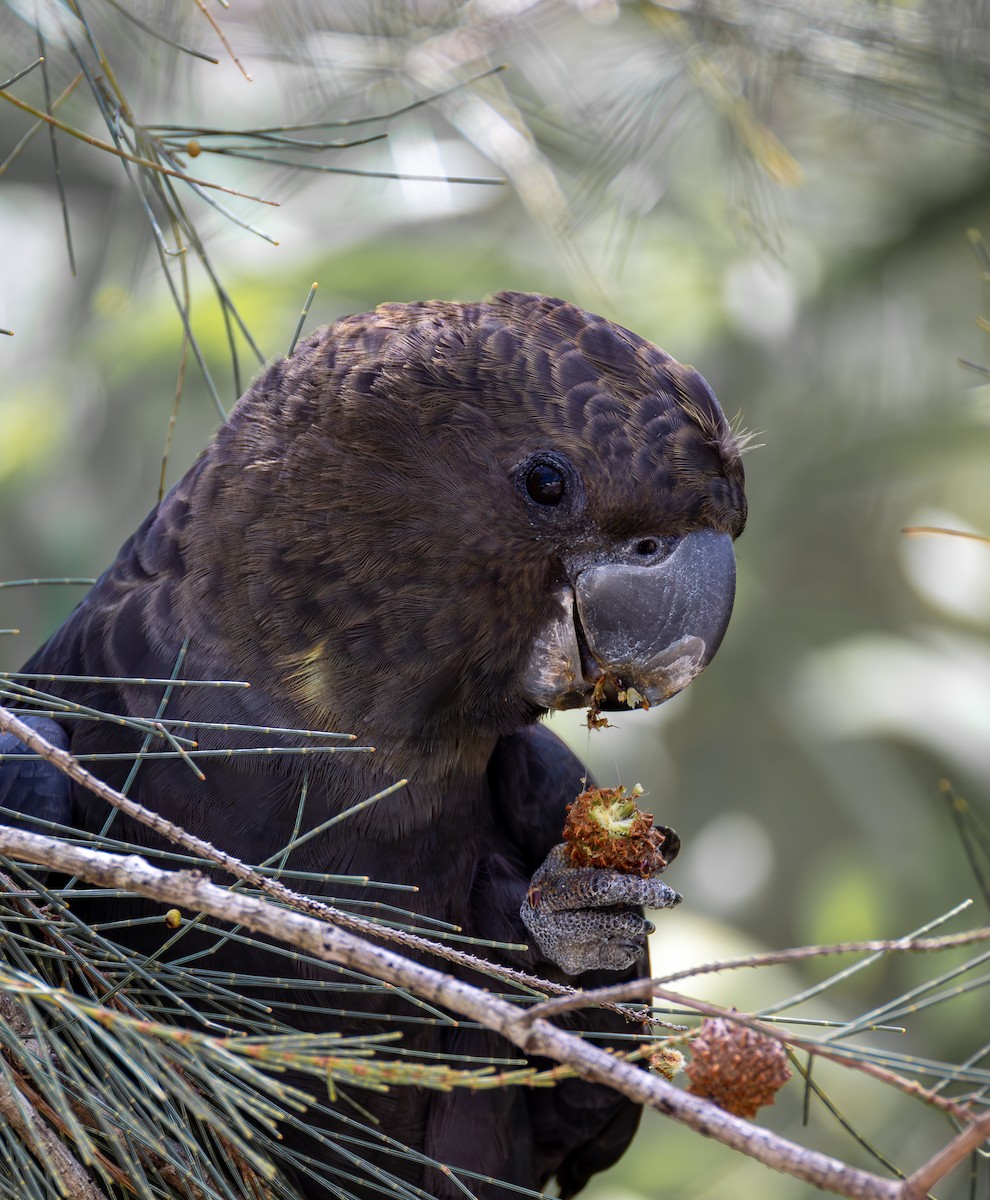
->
<box><xmin>626</xmin><ymin>535</ymin><xmax>677</xmax><ymax>565</ymax></box>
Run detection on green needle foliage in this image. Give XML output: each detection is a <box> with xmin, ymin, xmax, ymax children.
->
<box><xmin>2</xmin><ymin>0</ymin><xmax>989</xmax><ymax>417</ymax></box>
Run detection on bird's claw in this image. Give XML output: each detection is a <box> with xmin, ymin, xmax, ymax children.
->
<box><xmin>520</xmin><ymin>843</ymin><xmax>681</xmax><ymax>976</ymax></box>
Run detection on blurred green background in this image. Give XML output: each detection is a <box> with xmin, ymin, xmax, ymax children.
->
<box><xmin>1</xmin><ymin>2</ymin><xmax>989</xmax><ymax>1197</ymax></box>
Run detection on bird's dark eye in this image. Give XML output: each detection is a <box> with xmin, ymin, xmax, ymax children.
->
<box><xmin>526</xmin><ymin>462</ymin><xmax>566</xmax><ymax>506</ymax></box>
<box><xmin>515</xmin><ymin>450</ymin><xmax>582</xmax><ymax>519</ymax></box>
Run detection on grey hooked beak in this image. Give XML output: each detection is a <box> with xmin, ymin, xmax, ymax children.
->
<box><xmin>524</xmin><ymin>529</ymin><xmax>736</xmax><ymax>712</ymax></box>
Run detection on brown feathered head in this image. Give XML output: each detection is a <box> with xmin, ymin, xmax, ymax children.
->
<box><xmin>149</xmin><ymin>293</ymin><xmax>747</xmax><ymax>774</ymax></box>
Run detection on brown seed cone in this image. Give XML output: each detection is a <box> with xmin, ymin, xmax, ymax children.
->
<box><xmin>562</xmin><ymin>785</ymin><xmax>677</xmax><ymax>877</ymax></box>
<box><xmin>684</xmin><ymin>1017</ymin><xmax>792</xmax><ymax>1119</ymax></box>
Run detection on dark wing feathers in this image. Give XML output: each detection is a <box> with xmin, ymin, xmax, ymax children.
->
<box><xmin>0</xmin><ymin>717</ymin><xmax>73</xmax><ymax>830</ymax></box>
<box><xmin>488</xmin><ymin>723</ymin><xmax>590</xmax><ymax>875</ymax></box>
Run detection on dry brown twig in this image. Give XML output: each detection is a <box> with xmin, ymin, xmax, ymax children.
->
<box><xmin>1</xmin><ymin>706</ymin><xmax>989</xmax><ymax>1199</ymax></box>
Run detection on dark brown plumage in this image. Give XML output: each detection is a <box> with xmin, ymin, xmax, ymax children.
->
<box><xmin>1</xmin><ymin>292</ymin><xmax>746</xmax><ymax>1198</ymax></box>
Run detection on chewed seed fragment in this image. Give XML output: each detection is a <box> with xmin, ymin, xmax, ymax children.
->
<box><xmin>562</xmin><ymin>784</ymin><xmax>678</xmax><ymax>877</ymax></box>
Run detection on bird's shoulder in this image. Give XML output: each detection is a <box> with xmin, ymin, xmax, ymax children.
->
<box><xmin>0</xmin><ymin>717</ymin><xmax>74</xmax><ymax>833</ymax></box>
<box><xmin>487</xmin><ymin>723</ymin><xmax>590</xmax><ymax>870</ymax></box>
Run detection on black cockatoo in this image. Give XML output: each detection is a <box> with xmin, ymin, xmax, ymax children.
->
<box><xmin>0</xmin><ymin>292</ymin><xmax>746</xmax><ymax>1197</ymax></box>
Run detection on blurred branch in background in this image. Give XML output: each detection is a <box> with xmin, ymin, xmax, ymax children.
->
<box><xmin>0</xmin><ymin>5</ymin><xmax>506</xmax><ymax>415</ymax></box>
<box><xmin>2</xmin><ymin>1</ymin><xmax>989</xmax><ymax>400</ymax></box>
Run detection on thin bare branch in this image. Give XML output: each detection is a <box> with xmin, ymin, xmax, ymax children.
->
<box><xmin>520</xmin><ymin>975</ymin><xmax>979</xmax><ymax>1121</ymax></box>
<box><xmin>901</xmin><ymin>526</ymin><xmax>990</xmax><ymax>545</ymax></box>
<box><xmin>901</xmin><ymin>1110</ymin><xmax>990</xmax><ymax>1199</ymax></box>
<box><xmin>0</xmin><ymin>72</ymin><xmax>83</xmax><ymax>178</ymax></box>
<box><xmin>651</xmin><ymin>926</ymin><xmax>990</xmax><ymax>987</ymax></box>
<box><xmin>192</xmin><ymin>0</ymin><xmax>252</xmax><ymax>81</ymax></box>
<box><xmin>0</xmin><ymin>57</ymin><xmax>45</xmax><ymax>92</ymax></box>
<box><xmin>648</xmin><ymin>986</ymin><xmax>973</xmax><ymax>1122</ymax></box>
